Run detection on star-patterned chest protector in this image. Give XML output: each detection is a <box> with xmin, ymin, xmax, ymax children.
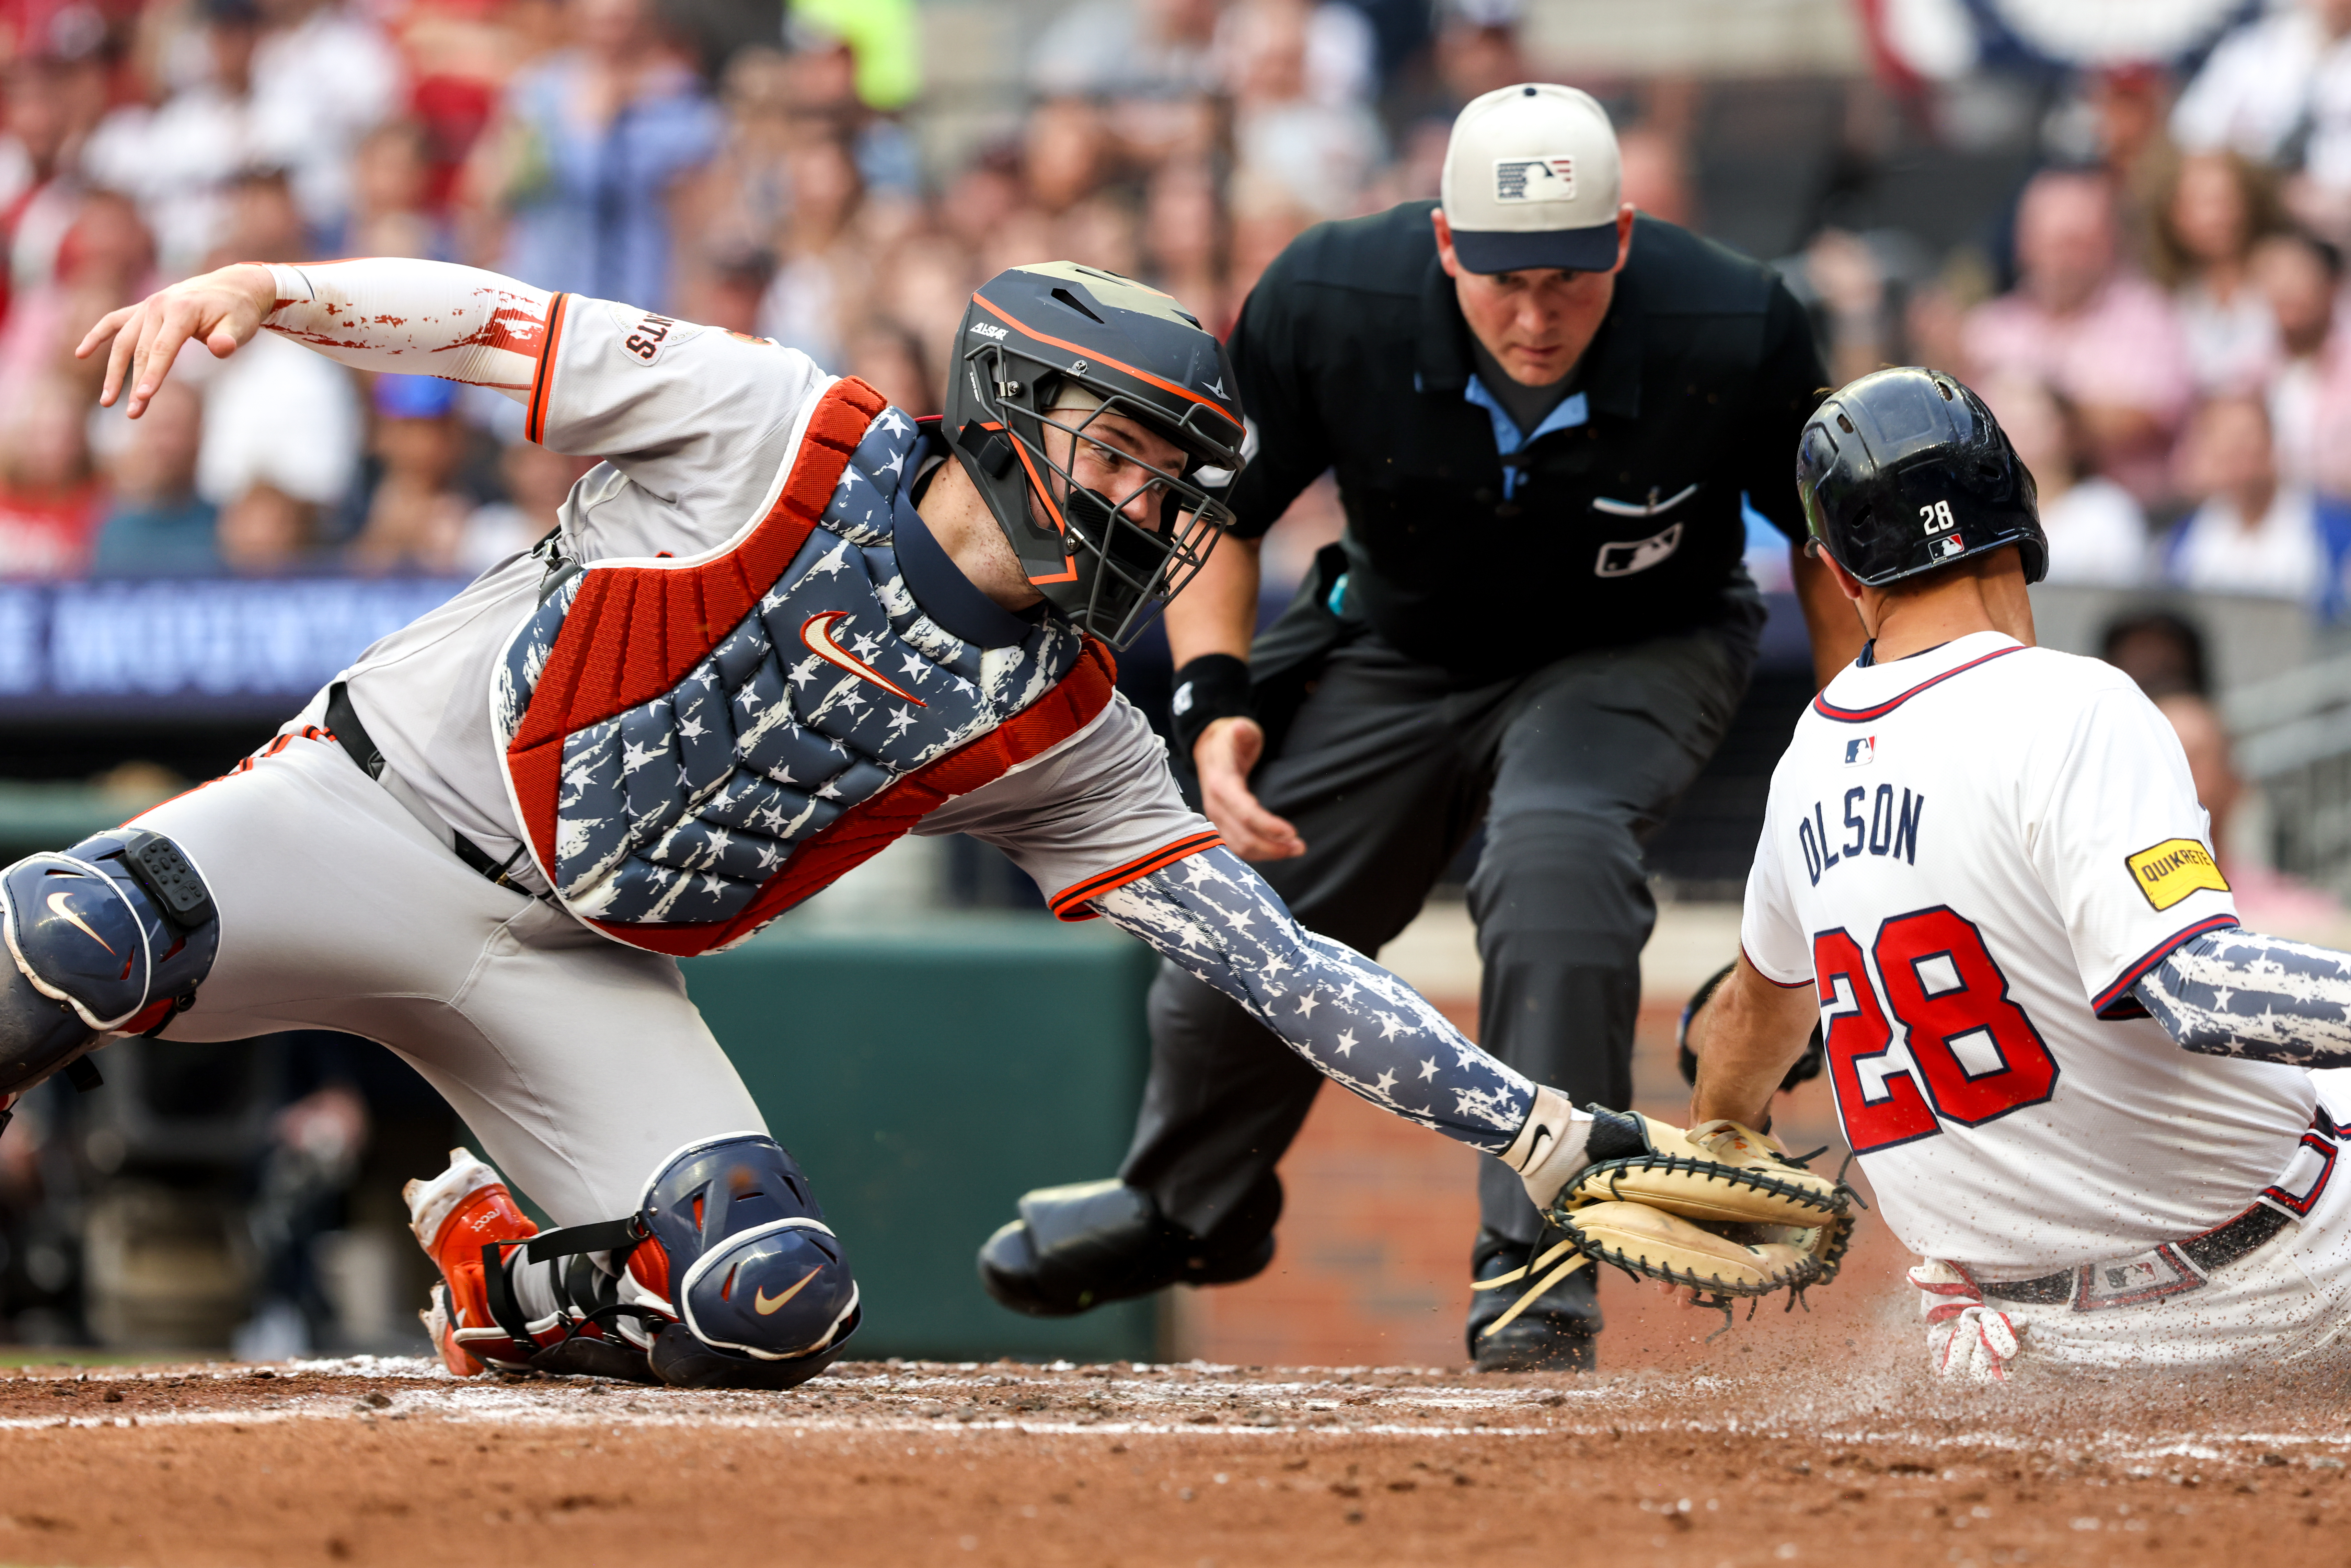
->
<box><xmin>492</xmin><ymin>377</ymin><xmax>1115</xmax><ymax>955</ymax></box>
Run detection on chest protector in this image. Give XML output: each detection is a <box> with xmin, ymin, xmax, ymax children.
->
<box><xmin>493</xmin><ymin>377</ymin><xmax>1116</xmax><ymax>956</ymax></box>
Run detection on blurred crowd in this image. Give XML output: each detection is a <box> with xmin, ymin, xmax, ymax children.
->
<box><xmin>8</xmin><ymin>0</ymin><xmax>2351</xmax><ymax>617</ymax></box>
<box><xmin>0</xmin><ymin>0</ymin><xmax>1533</xmax><ymax>586</ymax></box>
<box><xmin>1802</xmin><ymin>0</ymin><xmax>2351</xmax><ymax>615</ymax></box>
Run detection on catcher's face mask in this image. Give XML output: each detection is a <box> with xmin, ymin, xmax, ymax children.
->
<box><xmin>944</xmin><ymin>262</ymin><xmax>1246</xmax><ymax>649</ymax></box>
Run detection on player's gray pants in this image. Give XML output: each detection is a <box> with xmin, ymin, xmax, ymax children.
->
<box><xmin>124</xmin><ymin>730</ymin><xmax>767</xmax><ymax>1225</ymax></box>
<box><xmin>1124</xmin><ymin>609</ymin><xmax>1758</xmax><ymax>1248</ymax></box>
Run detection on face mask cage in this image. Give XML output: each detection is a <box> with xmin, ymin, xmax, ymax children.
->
<box><xmin>962</xmin><ymin>337</ymin><xmax>1242</xmax><ymax>648</ymax></box>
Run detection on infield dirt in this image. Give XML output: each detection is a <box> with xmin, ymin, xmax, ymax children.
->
<box><xmin>1</xmin><ymin>1333</ymin><xmax>2348</xmax><ymax>1567</ymax></box>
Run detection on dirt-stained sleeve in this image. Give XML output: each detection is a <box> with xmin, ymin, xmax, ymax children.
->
<box><xmin>261</xmin><ymin>256</ymin><xmax>828</xmax><ymax>514</ymax></box>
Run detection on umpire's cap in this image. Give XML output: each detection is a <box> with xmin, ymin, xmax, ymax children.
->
<box><xmin>1796</xmin><ymin>367</ymin><xmax>2048</xmax><ymax>588</ymax></box>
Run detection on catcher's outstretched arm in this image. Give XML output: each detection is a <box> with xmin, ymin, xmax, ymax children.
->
<box><xmin>1090</xmin><ymin>848</ymin><xmax>1586</xmax><ymax>1179</ymax></box>
<box><xmin>2134</xmin><ymin>925</ymin><xmax>2351</xmax><ymax>1066</ymax></box>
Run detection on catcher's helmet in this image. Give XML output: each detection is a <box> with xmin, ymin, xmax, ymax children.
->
<box><xmin>1795</xmin><ymin>366</ymin><xmax>2047</xmax><ymax>588</ymax></box>
<box><xmin>943</xmin><ymin>261</ymin><xmax>1246</xmax><ymax>647</ymax></box>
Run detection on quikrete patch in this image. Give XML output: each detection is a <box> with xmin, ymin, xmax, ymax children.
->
<box><xmin>2127</xmin><ymin>838</ymin><xmax>2230</xmax><ymax>911</ymax></box>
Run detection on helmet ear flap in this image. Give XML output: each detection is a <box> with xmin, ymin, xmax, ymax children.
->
<box><xmin>956</xmin><ymin>420</ymin><xmax>1016</xmax><ymax>480</ymax></box>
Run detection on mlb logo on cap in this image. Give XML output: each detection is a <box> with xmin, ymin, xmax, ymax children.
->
<box><xmin>1495</xmin><ymin>156</ymin><xmax>1575</xmax><ymax>203</ymax></box>
<box><xmin>1442</xmin><ymin>83</ymin><xmax>1622</xmax><ymax>273</ymax></box>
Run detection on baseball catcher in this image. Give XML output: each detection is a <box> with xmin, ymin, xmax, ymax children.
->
<box><xmin>0</xmin><ymin>254</ymin><xmax>1816</xmax><ymax>1387</ymax></box>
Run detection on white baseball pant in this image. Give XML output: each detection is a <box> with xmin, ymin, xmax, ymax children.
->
<box><xmin>127</xmin><ymin>726</ymin><xmax>766</xmax><ymax>1224</ymax></box>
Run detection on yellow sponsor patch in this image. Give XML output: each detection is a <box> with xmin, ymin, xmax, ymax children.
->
<box><xmin>2126</xmin><ymin>838</ymin><xmax>2230</xmax><ymax>911</ymax></box>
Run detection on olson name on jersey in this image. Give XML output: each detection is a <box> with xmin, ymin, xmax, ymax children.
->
<box><xmin>1797</xmin><ymin>769</ymin><xmax>1926</xmax><ymax>885</ymax></box>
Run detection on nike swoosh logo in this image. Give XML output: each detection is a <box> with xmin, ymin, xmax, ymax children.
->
<box><xmin>46</xmin><ymin>891</ymin><xmax>115</xmax><ymax>955</ymax></box>
<box><xmin>798</xmin><ymin>611</ymin><xmax>925</xmax><ymax>705</ymax></box>
<box><xmin>754</xmin><ymin>1265</ymin><xmax>825</xmax><ymax>1315</ymax></box>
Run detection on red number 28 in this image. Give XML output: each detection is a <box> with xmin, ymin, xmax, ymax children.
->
<box><xmin>1812</xmin><ymin>907</ymin><xmax>2059</xmax><ymax>1154</ymax></box>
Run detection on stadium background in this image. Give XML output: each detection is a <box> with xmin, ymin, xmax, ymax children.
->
<box><xmin>0</xmin><ymin>0</ymin><xmax>2345</xmax><ymax>1373</ymax></box>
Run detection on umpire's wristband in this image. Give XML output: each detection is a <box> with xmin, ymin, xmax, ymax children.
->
<box><xmin>1169</xmin><ymin>654</ymin><xmax>1256</xmax><ymax>760</ymax></box>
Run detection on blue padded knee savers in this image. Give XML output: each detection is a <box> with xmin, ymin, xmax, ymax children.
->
<box><xmin>0</xmin><ymin>829</ymin><xmax>217</xmax><ymax>1099</ymax></box>
<box><xmin>636</xmin><ymin>1132</ymin><xmax>860</xmax><ymax>1388</ymax></box>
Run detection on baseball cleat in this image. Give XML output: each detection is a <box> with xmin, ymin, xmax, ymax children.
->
<box><xmin>404</xmin><ymin>1147</ymin><xmax>537</xmax><ymax>1376</ymax></box>
<box><xmin>1467</xmin><ymin>1228</ymin><xmax>1598</xmax><ymax>1373</ymax></box>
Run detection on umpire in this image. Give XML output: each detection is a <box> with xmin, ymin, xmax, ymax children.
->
<box><xmin>980</xmin><ymin>84</ymin><xmax>1860</xmax><ymax>1370</ymax></box>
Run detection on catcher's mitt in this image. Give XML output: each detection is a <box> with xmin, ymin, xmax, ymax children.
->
<box><xmin>1474</xmin><ymin>1108</ymin><xmax>1855</xmax><ymax>1340</ymax></box>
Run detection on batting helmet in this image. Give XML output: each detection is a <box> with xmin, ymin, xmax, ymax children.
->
<box><xmin>943</xmin><ymin>261</ymin><xmax>1247</xmax><ymax>648</ymax></box>
<box><xmin>1795</xmin><ymin>367</ymin><xmax>2047</xmax><ymax>588</ymax></box>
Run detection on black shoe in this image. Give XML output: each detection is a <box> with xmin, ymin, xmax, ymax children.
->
<box><xmin>1466</xmin><ymin>1227</ymin><xmax>1600</xmax><ymax>1373</ymax></box>
<box><xmin>978</xmin><ymin>1176</ymin><xmax>1280</xmax><ymax>1317</ymax></box>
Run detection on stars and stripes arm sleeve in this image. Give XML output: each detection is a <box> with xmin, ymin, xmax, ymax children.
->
<box><xmin>260</xmin><ymin>258</ymin><xmax>555</xmax><ymax>401</ymax></box>
<box><xmin>2133</xmin><ymin>925</ymin><xmax>2351</xmax><ymax>1066</ymax></box>
<box><xmin>1088</xmin><ymin>846</ymin><xmax>1540</xmax><ymax>1153</ymax></box>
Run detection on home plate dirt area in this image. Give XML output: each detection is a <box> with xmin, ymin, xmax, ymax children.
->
<box><xmin>3</xmin><ymin>1333</ymin><xmax>2351</xmax><ymax>1568</ymax></box>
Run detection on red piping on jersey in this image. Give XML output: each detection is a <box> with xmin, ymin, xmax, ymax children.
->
<box><xmin>2260</xmin><ymin>1125</ymin><xmax>2339</xmax><ymax>1217</ymax></box>
<box><xmin>2089</xmin><ymin>914</ymin><xmax>2240</xmax><ymax>1019</ymax></box>
<box><xmin>524</xmin><ymin>291</ymin><xmax>570</xmax><ymax>445</ymax></box>
<box><xmin>595</xmin><ymin>639</ymin><xmax>1119</xmax><ymax>955</ymax></box>
<box><xmin>127</xmin><ymin>725</ymin><xmax>339</xmax><ymax>825</ymax></box>
<box><xmin>1742</xmin><ymin>944</ymin><xmax>1813</xmax><ymax>989</ymax></box>
<box><xmin>1811</xmin><ymin>645</ymin><xmax>2025</xmax><ymax>723</ymax></box>
<box><xmin>1048</xmin><ymin>830</ymin><xmax>1226</xmax><ymax>922</ymax></box>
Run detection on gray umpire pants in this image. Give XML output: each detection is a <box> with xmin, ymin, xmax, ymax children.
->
<box><xmin>1119</xmin><ymin>604</ymin><xmax>1760</xmax><ymax>1249</ymax></box>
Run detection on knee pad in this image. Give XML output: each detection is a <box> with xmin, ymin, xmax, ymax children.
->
<box><xmin>631</xmin><ymin>1133</ymin><xmax>859</xmax><ymax>1388</ymax></box>
<box><xmin>0</xmin><ymin>830</ymin><xmax>218</xmax><ymax>1099</ymax></box>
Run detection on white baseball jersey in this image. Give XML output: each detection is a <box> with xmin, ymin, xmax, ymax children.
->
<box><xmin>1740</xmin><ymin>630</ymin><xmax>2314</xmax><ymax>1274</ymax></box>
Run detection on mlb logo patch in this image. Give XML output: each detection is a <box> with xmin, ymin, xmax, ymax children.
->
<box><xmin>1844</xmin><ymin>736</ymin><xmax>1875</xmax><ymax>766</ymax></box>
<box><xmin>1592</xmin><ymin>522</ymin><xmax>1682</xmax><ymax>578</ymax></box>
<box><xmin>1494</xmin><ymin>156</ymin><xmax>1576</xmax><ymax>203</ymax></box>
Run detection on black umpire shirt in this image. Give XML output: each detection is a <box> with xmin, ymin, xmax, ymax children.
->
<box><xmin>1223</xmin><ymin>200</ymin><xmax>1828</xmax><ymax>680</ymax></box>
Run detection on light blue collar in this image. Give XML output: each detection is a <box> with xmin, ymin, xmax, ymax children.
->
<box><xmin>1464</xmin><ymin>373</ymin><xmax>1587</xmax><ymax>499</ymax></box>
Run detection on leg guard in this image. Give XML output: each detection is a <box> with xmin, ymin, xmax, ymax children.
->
<box><xmin>512</xmin><ymin>1133</ymin><xmax>859</xmax><ymax>1390</ymax></box>
<box><xmin>976</xmin><ymin>1173</ymin><xmax>1281</xmax><ymax>1317</ymax></box>
<box><xmin>633</xmin><ymin>1133</ymin><xmax>858</xmax><ymax>1389</ymax></box>
<box><xmin>0</xmin><ymin>830</ymin><xmax>218</xmax><ymax>1109</ymax></box>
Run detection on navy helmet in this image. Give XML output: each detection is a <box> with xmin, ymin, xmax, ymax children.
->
<box><xmin>943</xmin><ymin>261</ymin><xmax>1247</xmax><ymax>648</ymax></box>
<box><xmin>1795</xmin><ymin>366</ymin><xmax>2047</xmax><ymax>588</ymax></box>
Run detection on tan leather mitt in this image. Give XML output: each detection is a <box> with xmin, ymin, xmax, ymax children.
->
<box><xmin>1474</xmin><ymin>1106</ymin><xmax>1857</xmax><ymax>1340</ymax></box>
<box><xmin>1563</xmin><ymin>1108</ymin><xmax>1854</xmax><ymax>1294</ymax></box>
<box><xmin>1561</xmin><ymin>1201</ymin><xmax>1822</xmax><ymax>1294</ymax></box>
<box><xmin>1565</xmin><ymin>1111</ymin><xmax>1849</xmax><ymax>1225</ymax></box>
